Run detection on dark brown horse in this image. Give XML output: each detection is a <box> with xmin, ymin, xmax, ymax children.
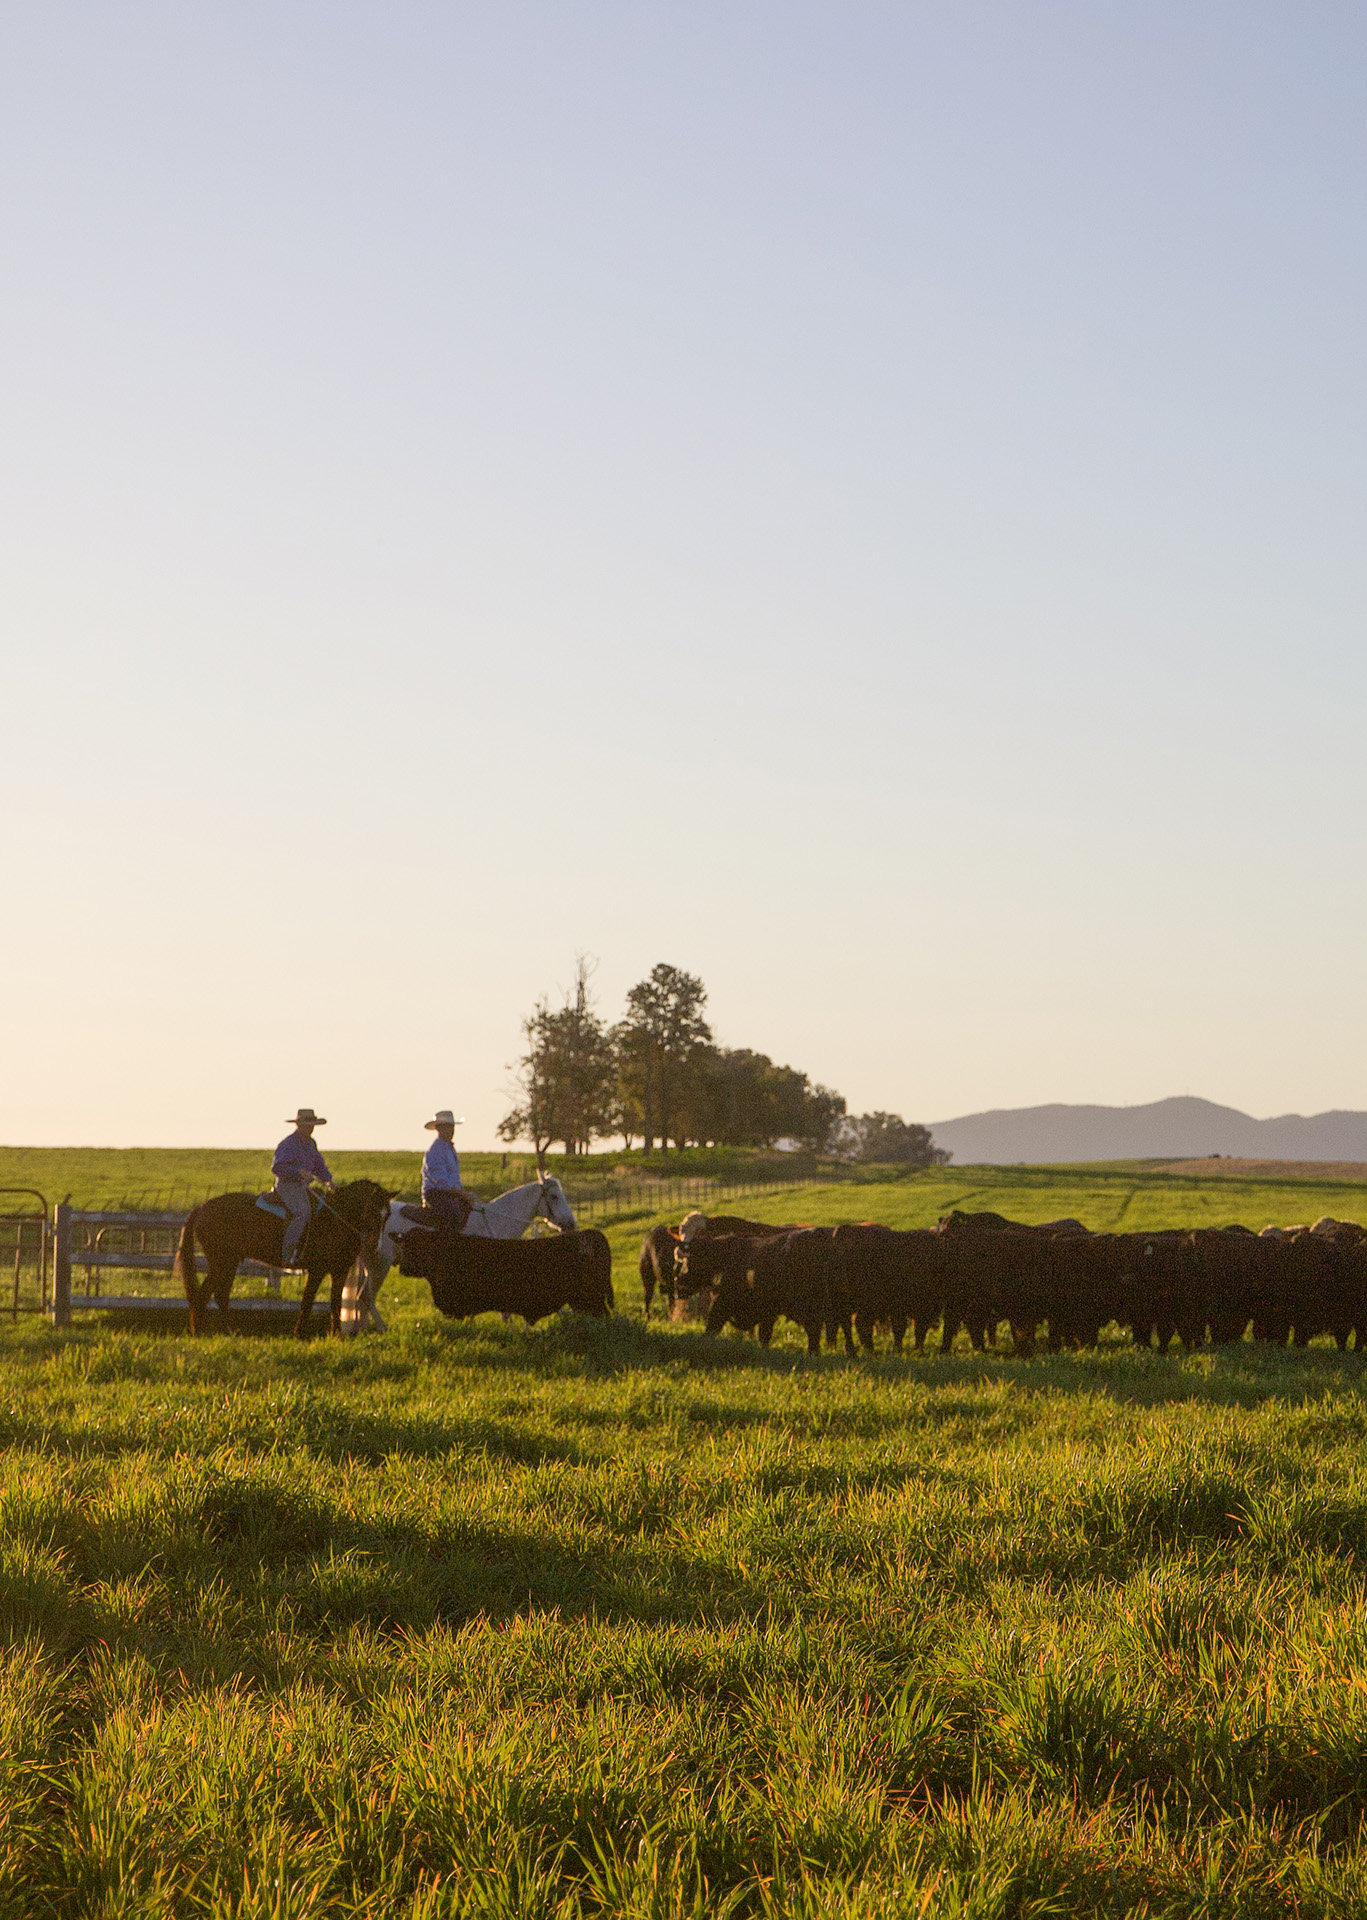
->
<box><xmin>174</xmin><ymin>1179</ymin><xmax>393</xmax><ymax>1336</ymax></box>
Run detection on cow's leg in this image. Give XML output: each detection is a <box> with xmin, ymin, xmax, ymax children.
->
<box><xmin>758</xmin><ymin>1320</ymin><xmax>775</xmax><ymax>1347</ymax></box>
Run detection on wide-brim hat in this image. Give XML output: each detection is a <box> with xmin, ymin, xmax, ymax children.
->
<box><xmin>424</xmin><ymin>1110</ymin><xmax>465</xmax><ymax>1129</ymax></box>
<box><xmin>288</xmin><ymin>1108</ymin><xmax>327</xmax><ymax>1125</ymax></box>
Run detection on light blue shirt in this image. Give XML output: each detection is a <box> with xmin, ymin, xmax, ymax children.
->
<box><xmin>422</xmin><ymin>1136</ymin><xmax>462</xmax><ymax>1196</ymax></box>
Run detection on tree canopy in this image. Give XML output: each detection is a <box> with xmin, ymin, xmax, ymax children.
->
<box><xmin>499</xmin><ymin>959</ymin><xmax>936</xmax><ymax>1158</ymax></box>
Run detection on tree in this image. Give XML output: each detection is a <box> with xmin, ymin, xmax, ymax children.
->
<box><xmin>614</xmin><ymin>963</ymin><xmax>712</xmax><ymax>1153</ymax></box>
<box><xmin>797</xmin><ymin>1081</ymin><xmax>848</xmax><ymax>1153</ymax></box>
<box><xmin>686</xmin><ymin>1049</ymin><xmax>846</xmax><ymax>1150</ymax></box>
<box><xmin>498</xmin><ymin>956</ymin><xmax>618</xmax><ymax>1156</ymax></box>
<box><xmin>827</xmin><ymin>1112</ymin><xmax>948</xmax><ymax>1166</ymax></box>
<box><xmin>502</xmin><ymin>954</ymin><xmax>858</xmax><ymax>1158</ymax></box>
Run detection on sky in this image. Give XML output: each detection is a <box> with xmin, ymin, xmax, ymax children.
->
<box><xmin>3</xmin><ymin>2</ymin><xmax>1366</xmax><ymax>1150</ymax></box>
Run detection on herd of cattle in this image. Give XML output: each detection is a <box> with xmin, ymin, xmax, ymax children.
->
<box><xmin>640</xmin><ymin>1209</ymin><xmax>1367</xmax><ymax>1354</ymax></box>
<box><xmin>389</xmin><ymin>1200</ymin><xmax>1367</xmax><ymax>1355</ymax></box>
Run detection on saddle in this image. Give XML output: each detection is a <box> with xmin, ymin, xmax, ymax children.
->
<box><xmin>254</xmin><ymin>1189</ymin><xmax>322</xmax><ymax>1219</ymax></box>
<box><xmin>254</xmin><ymin>1187</ymin><xmax>323</xmax><ymax>1266</ymax></box>
<box><xmin>397</xmin><ymin>1197</ymin><xmax>473</xmax><ymax>1231</ymax></box>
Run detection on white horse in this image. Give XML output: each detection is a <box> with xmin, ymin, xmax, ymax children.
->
<box><xmin>381</xmin><ymin>1173</ymin><xmax>575</xmax><ymax>1257</ymax></box>
<box><xmin>346</xmin><ymin>1176</ymin><xmax>578</xmax><ymax>1333</ymax></box>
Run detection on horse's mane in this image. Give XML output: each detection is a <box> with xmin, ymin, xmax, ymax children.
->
<box><xmin>329</xmin><ymin>1177</ymin><xmax>392</xmax><ymax>1213</ymax></box>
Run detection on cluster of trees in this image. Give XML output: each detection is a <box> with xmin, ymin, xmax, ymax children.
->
<box><xmin>498</xmin><ymin>959</ymin><xmax>945</xmax><ymax>1164</ymax></box>
<box><xmin>827</xmin><ymin>1111</ymin><xmax>949</xmax><ymax>1167</ymax></box>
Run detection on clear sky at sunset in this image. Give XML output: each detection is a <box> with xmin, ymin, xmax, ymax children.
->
<box><xmin>4</xmin><ymin>3</ymin><xmax>1365</xmax><ymax>1149</ymax></box>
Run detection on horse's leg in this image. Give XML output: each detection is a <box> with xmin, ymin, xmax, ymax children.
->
<box><xmin>358</xmin><ymin>1254</ymin><xmax>386</xmax><ymax>1333</ymax></box>
<box><xmin>330</xmin><ymin>1264</ymin><xmax>348</xmax><ymax>1337</ymax></box>
<box><xmin>295</xmin><ymin>1264</ymin><xmax>323</xmax><ymax>1338</ymax></box>
<box><xmin>210</xmin><ymin>1258</ymin><xmax>239</xmax><ymax>1322</ymax></box>
<box><xmin>186</xmin><ymin>1257</ymin><xmax>208</xmax><ymax>1336</ymax></box>
<box><xmin>186</xmin><ymin>1233</ymin><xmax>231</xmax><ymax>1334</ymax></box>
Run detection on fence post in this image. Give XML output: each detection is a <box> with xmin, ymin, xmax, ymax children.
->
<box><xmin>52</xmin><ymin>1202</ymin><xmax>72</xmax><ymax>1328</ymax></box>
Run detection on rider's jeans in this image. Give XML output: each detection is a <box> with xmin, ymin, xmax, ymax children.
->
<box><xmin>423</xmin><ymin>1190</ymin><xmax>471</xmax><ymax>1229</ymax></box>
<box><xmin>274</xmin><ymin>1180</ymin><xmax>311</xmax><ymax>1262</ymax></box>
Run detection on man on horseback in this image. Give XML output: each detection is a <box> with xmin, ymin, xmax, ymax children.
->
<box><xmin>422</xmin><ymin>1110</ymin><xmax>476</xmax><ymax>1230</ymax></box>
<box><xmin>273</xmin><ymin>1108</ymin><xmax>333</xmax><ymax>1265</ymax></box>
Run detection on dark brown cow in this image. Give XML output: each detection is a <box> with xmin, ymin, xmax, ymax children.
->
<box><xmin>832</xmin><ymin>1224</ymin><xmax>946</xmax><ymax>1354</ymax></box>
<box><xmin>703</xmin><ymin>1229</ymin><xmax>836</xmax><ymax>1354</ymax></box>
<box><xmin>639</xmin><ymin>1224</ymin><xmax>683</xmax><ymax>1318</ymax></box>
<box><xmin>398</xmin><ymin>1226</ymin><xmax>614</xmax><ymax>1325</ymax></box>
<box><xmin>685</xmin><ymin>1214</ymin><xmax>798</xmax><ymax>1239</ymax></box>
<box><xmin>673</xmin><ymin>1216</ymin><xmax>800</xmax><ymax>1296</ymax></box>
<box><xmin>676</xmin><ymin>1233</ymin><xmax>762</xmax><ymax>1314</ymax></box>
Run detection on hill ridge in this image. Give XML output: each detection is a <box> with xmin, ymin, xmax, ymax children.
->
<box><xmin>929</xmin><ymin>1095</ymin><xmax>1367</xmax><ymax>1165</ymax></box>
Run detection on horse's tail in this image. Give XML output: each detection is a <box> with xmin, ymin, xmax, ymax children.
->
<box><xmin>175</xmin><ymin>1208</ymin><xmax>201</xmax><ymax>1320</ymax></box>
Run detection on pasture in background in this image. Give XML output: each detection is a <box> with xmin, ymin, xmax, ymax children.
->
<box><xmin>0</xmin><ymin>1142</ymin><xmax>847</xmax><ymax>1219</ymax></box>
<box><xmin>8</xmin><ymin>1147</ymin><xmax>1367</xmax><ymax>1327</ymax></box>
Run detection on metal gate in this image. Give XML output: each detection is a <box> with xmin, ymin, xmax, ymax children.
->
<box><xmin>50</xmin><ymin>1204</ymin><xmax>329</xmax><ymax>1327</ymax></box>
<box><xmin>0</xmin><ymin>1190</ymin><xmax>50</xmax><ymax>1317</ymax></box>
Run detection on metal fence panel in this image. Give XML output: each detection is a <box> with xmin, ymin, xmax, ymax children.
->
<box><xmin>52</xmin><ymin>1203</ymin><xmax>303</xmax><ymax>1325</ymax></box>
<box><xmin>0</xmin><ymin>1190</ymin><xmax>49</xmax><ymax>1317</ymax></box>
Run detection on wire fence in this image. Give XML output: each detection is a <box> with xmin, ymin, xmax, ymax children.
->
<box><xmin>557</xmin><ymin>1171</ymin><xmax>817</xmax><ymax>1225</ymax></box>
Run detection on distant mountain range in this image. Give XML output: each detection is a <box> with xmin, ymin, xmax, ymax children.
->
<box><xmin>927</xmin><ymin>1096</ymin><xmax>1367</xmax><ymax>1165</ymax></box>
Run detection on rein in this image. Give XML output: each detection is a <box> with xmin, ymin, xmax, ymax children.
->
<box><xmin>315</xmin><ymin>1189</ymin><xmax>383</xmax><ymax>1254</ymax></box>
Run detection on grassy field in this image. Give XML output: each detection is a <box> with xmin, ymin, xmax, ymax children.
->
<box><xmin>5</xmin><ymin>1154</ymin><xmax>1367</xmax><ymax>1914</ymax></box>
<box><xmin>0</xmin><ymin>1145</ymin><xmax>832</xmax><ymax>1214</ymax></box>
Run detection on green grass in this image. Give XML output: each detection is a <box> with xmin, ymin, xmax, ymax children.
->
<box><xmin>0</xmin><ymin>1144</ymin><xmax>832</xmax><ymax>1215</ymax></box>
<box><xmin>6</xmin><ymin>1154</ymin><xmax>1367</xmax><ymax>1913</ymax></box>
<box><xmin>0</xmin><ymin>1147</ymin><xmax>542</xmax><ymax>1212</ymax></box>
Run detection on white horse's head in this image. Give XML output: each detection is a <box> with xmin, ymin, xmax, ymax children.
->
<box><xmin>376</xmin><ymin>1198</ymin><xmax>418</xmax><ymax>1270</ymax></box>
<box><xmin>540</xmin><ymin>1175</ymin><xmax>577</xmax><ymax>1231</ymax></box>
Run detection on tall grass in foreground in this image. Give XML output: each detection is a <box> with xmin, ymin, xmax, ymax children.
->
<box><xmin>0</xmin><ymin>1303</ymin><xmax>1366</xmax><ymax>1913</ymax></box>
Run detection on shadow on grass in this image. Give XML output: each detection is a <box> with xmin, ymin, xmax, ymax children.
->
<box><xmin>460</xmin><ymin>1312</ymin><xmax>1367</xmax><ymax>1410</ymax></box>
<box><xmin>68</xmin><ymin>1305</ymin><xmax>330</xmax><ymax>1340</ymax></box>
<box><xmin>9</xmin><ymin>1303</ymin><xmax>1367</xmax><ymax>1419</ymax></box>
